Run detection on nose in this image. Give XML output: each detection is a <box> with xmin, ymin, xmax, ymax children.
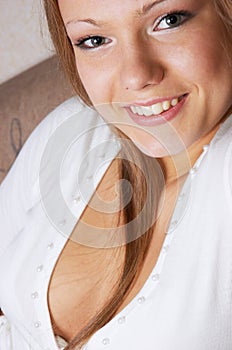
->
<box><xmin>119</xmin><ymin>42</ymin><xmax>165</xmax><ymax>92</ymax></box>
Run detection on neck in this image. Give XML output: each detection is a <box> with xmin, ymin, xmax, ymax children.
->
<box><xmin>158</xmin><ymin>122</ymin><xmax>222</xmax><ymax>185</ymax></box>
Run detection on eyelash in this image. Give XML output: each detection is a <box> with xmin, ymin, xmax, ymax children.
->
<box><xmin>74</xmin><ymin>36</ymin><xmax>110</xmax><ymax>50</ymax></box>
<box><xmin>74</xmin><ymin>10</ymin><xmax>193</xmax><ymax>50</ymax></box>
<box><xmin>155</xmin><ymin>10</ymin><xmax>193</xmax><ymax>31</ymax></box>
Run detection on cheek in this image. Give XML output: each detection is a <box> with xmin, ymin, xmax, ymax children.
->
<box><xmin>75</xmin><ymin>57</ymin><xmax>114</xmax><ymax>105</ymax></box>
<box><xmin>162</xmin><ymin>21</ymin><xmax>228</xmax><ymax>85</ymax></box>
<box><xmin>169</xmin><ymin>40</ymin><xmax>222</xmax><ymax>83</ymax></box>
<box><xmin>180</xmin><ymin>37</ymin><xmax>232</xmax><ymax>107</ymax></box>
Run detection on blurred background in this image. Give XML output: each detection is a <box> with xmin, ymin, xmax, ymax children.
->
<box><xmin>0</xmin><ymin>0</ymin><xmax>74</xmax><ymax>183</ymax></box>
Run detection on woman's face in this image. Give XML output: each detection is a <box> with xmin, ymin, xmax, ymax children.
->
<box><xmin>59</xmin><ymin>0</ymin><xmax>232</xmax><ymax>157</ymax></box>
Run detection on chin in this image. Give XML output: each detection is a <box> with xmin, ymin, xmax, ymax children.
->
<box><xmin>132</xmin><ymin>138</ymin><xmax>186</xmax><ymax>158</ymax></box>
<box><xmin>132</xmin><ymin>140</ymin><xmax>166</xmax><ymax>158</ymax></box>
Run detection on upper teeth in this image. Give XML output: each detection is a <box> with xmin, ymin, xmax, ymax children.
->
<box><xmin>130</xmin><ymin>98</ymin><xmax>179</xmax><ymax>117</ymax></box>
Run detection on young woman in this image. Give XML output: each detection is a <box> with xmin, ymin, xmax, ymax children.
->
<box><xmin>1</xmin><ymin>0</ymin><xmax>232</xmax><ymax>349</ymax></box>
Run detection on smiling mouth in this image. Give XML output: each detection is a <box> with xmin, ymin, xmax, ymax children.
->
<box><xmin>129</xmin><ymin>95</ymin><xmax>186</xmax><ymax>117</ymax></box>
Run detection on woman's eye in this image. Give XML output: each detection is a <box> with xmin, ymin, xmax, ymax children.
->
<box><xmin>75</xmin><ymin>36</ymin><xmax>109</xmax><ymax>50</ymax></box>
<box><xmin>155</xmin><ymin>11</ymin><xmax>192</xmax><ymax>31</ymax></box>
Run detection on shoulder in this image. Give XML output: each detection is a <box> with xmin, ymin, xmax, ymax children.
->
<box><xmin>0</xmin><ymin>97</ymin><xmax>117</xmax><ymax>252</ymax></box>
<box><xmin>213</xmin><ymin>115</ymin><xmax>232</xmax><ymax>147</ymax></box>
<box><xmin>22</xmin><ymin>97</ymin><xmax>100</xmax><ymax>161</ymax></box>
<box><xmin>211</xmin><ymin>114</ymin><xmax>232</xmax><ymax>198</ymax></box>
<box><xmin>1</xmin><ymin>97</ymin><xmax>111</xmax><ymax>194</ymax></box>
<box><xmin>207</xmin><ymin>115</ymin><xmax>232</xmax><ymax>165</ymax></box>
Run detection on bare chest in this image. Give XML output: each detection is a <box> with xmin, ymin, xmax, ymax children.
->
<box><xmin>48</xmin><ymin>160</ymin><xmax>182</xmax><ymax>342</ymax></box>
<box><xmin>48</xmin><ymin>201</ymin><xmax>177</xmax><ymax>342</ymax></box>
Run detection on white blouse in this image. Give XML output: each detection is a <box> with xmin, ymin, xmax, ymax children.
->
<box><xmin>0</xmin><ymin>97</ymin><xmax>232</xmax><ymax>350</ymax></box>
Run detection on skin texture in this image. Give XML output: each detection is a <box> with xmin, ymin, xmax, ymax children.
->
<box><xmin>59</xmin><ymin>0</ymin><xmax>232</xmax><ymax>166</ymax></box>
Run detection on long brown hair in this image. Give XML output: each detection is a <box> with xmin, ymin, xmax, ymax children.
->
<box><xmin>43</xmin><ymin>1</ymin><xmax>232</xmax><ymax>348</ymax></box>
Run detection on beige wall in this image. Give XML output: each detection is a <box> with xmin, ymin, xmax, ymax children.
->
<box><xmin>0</xmin><ymin>0</ymin><xmax>54</xmax><ymax>84</ymax></box>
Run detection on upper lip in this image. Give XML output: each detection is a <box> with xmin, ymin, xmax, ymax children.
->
<box><xmin>122</xmin><ymin>94</ymin><xmax>187</xmax><ymax>107</ymax></box>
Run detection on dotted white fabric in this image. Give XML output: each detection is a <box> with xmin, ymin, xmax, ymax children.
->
<box><xmin>55</xmin><ymin>335</ymin><xmax>68</xmax><ymax>349</ymax></box>
<box><xmin>0</xmin><ymin>97</ymin><xmax>232</xmax><ymax>350</ymax></box>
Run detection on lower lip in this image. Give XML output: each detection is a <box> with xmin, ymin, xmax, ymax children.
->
<box><xmin>125</xmin><ymin>95</ymin><xmax>188</xmax><ymax>127</ymax></box>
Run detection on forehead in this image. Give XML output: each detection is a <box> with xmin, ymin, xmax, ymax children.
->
<box><xmin>58</xmin><ymin>0</ymin><xmax>162</xmax><ymax>13</ymax></box>
<box><xmin>59</xmin><ymin>0</ymin><xmax>174</xmax><ymax>24</ymax></box>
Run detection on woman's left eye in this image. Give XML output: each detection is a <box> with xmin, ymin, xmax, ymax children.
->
<box><xmin>154</xmin><ymin>11</ymin><xmax>192</xmax><ymax>31</ymax></box>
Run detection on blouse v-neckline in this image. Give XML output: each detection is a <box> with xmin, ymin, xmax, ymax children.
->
<box><xmin>41</xmin><ymin>116</ymin><xmax>231</xmax><ymax>348</ymax></box>
<box><xmin>45</xmin><ymin>162</ymin><xmax>207</xmax><ymax>348</ymax></box>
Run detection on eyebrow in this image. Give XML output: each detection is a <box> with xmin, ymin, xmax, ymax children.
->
<box><xmin>138</xmin><ymin>0</ymin><xmax>168</xmax><ymax>15</ymax></box>
<box><xmin>65</xmin><ymin>0</ymin><xmax>167</xmax><ymax>27</ymax></box>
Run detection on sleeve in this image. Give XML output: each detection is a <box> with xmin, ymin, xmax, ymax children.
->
<box><xmin>224</xmin><ymin>129</ymin><xmax>232</xmax><ymax>203</ymax></box>
<box><xmin>0</xmin><ymin>97</ymin><xmax>85</xmax><ymax>255</ymax></box>
<box><xmin>0</xmin><ymin>126</ymin><xmax>33</xmax><ymax>252</ymax></box>
<box><xmin>229</xmin><ymin>144</ymin><xmax>232</xmax><ymax>198</ymax></box>
<box><xmin>0</xmin><ymin>315</ymin><xmax>12</xmax><ymax>349</ymax></box>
